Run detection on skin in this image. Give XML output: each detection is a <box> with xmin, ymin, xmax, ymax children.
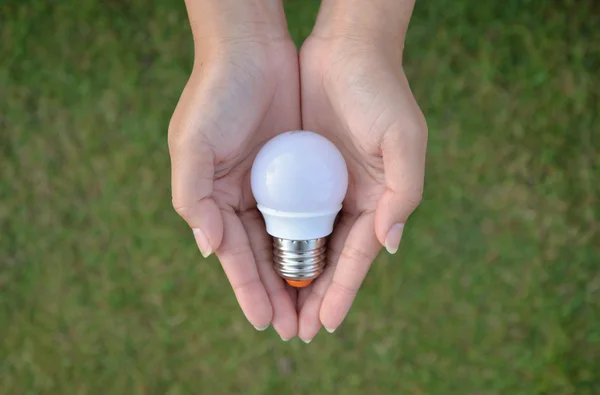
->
<box><xmin>169</xmin><ymin>0</ymin><xmax>427</xmax><ymax>342</ymax></box>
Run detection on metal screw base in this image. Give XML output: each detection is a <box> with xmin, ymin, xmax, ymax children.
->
<box><xmin>273</xmin><ymin>237</ymin><xmax>327</xmax><ymax>282</ymax></box>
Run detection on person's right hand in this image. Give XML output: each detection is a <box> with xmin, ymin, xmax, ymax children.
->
<box><xmin>168</xmin><ymin>1</ymin><xmax>300</xmax><ymax>340</ymax></box>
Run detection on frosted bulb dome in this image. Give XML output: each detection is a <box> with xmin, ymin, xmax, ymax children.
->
<box><xmin>251</xmin><ymin>131</ymin><xmax>348</xmax><ymax>241</ymax></box>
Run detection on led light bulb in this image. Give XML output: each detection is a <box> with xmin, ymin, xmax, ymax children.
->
<box><xmin>251</xmin><ymin>131</ymin><xmax>348</xmax><ymax>288</ymax></box>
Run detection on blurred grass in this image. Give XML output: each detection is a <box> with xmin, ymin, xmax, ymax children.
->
<box><xmin>1</xmin><ymin>0</ymin><xmax>599</xmax><ymax>394</ymax></box>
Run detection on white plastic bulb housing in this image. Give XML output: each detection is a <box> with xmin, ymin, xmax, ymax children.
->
<box><xmin>251</xmin><ymin>131</ymin><xmax>348</xmax><ymax>239</ymax></box>
<box><xmin>251</xmin><ymin>131</ymin><xmax>348</xmax><ymax>287</ymax></box>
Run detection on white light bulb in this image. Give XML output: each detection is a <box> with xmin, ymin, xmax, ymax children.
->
<box><xmin>251</xmin><ymin>131</ymin><xmax>348</xmax><ymax>287</ymax></box>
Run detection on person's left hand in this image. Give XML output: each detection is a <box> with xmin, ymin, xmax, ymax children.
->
<box><xmin>296</xmin><ymin>33</ymin><xmax>428</xmax><ymax>341</ymax></box>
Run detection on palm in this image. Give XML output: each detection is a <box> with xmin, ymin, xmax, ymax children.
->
<box><xmin>300</xmin><ymin>47</ymin><xmax>388</xmax><ymax>226</ymax></box>
<box><xmin>169</xmin><ymin>40</ymin><xmax>301</xmax><ymax>338</ymax></box>
<box><xmin>296</xmin><ymin>37</ymin><xmax>427</xmax><ymax>338</ymax></box>
<box><xmin>208</xmin><ymin>43</ymin><xmax>300</xmax><ymax>214</ymax></box>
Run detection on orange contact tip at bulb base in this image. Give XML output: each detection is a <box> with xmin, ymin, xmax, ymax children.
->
<box><xmin>286</xmin><ymin>279</ymin><xmax>313</xmax><ymax>288</ymax></box>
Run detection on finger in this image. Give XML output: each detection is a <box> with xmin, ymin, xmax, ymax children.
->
<box><xmin>286</xmin><ymin>283</ymin><xmax>298</xmax><ymax>308</ymax></box>
<box><xmin>319</xmin><ymin>212</ymin><xmax>380</xmax><ymax>332</ymax></box>
<box><xmin>375</xmin><ymin>115</ymin><xmax>427</xmax><ymax>255</ymax></box>
<box><xmin>216</xmin><ymin>209</ymin><xmax>273</xmax><ymax>330</ymax></box>
<box><xmin>297</xmin><ymin>213</ymin><xmax>356</xmax><ymax>342</ymax></box>
<box><xmin>296</xmin><ymin>210</ymin><xmax>346</xmax><ymax>310</ymax></box>
<box><xmin>297</xmin><ymin>212</ymin><xmax>353</xmax><ymax>311</ymax></box>
<box><xmin>169</xmin><ymin>126</ymin><xmax>223</xmax><ymax>258</ymax></box>
<box><xmin>239</xmin><ymin>209</ymin><xmax>298</xmax><ymax>340</ymax></box>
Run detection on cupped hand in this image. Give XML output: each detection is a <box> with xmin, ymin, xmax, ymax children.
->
<box><xmin>297</xmin><ymin>35</ymin><xmax>428</xmax><ymax>340</ymax></box>
<box><xmin>168</xmin><ymin>38</ymin><xmax>301</xmax><ymax>339</ymax></box>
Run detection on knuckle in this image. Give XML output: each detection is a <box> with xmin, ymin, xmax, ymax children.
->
<box><xmin>171</xmin><ymin>199</ymin><xmax>208</xmax><ymax>222</ymax></box>
<box><xmin>331</xmin><ymin>278</ymin><xmax>359</xmax><ymax>297</ymax></box>
<box><xmin>219</xmin><ymin>244</ymin><xmax>254</xmax><ymax>261</ymax></box>
<box><xmin>253</xmin><ymin>245</ymin><xmax>272</xmax><ymax>265</ymax></box>
<box><xmin>403</xmin><ymin>187</ymin><xmax>424</xmax><ymax>210</ymax></box>
<box><xmin>327</xmin><ymin>245</ymin><xmax>343</xmax><ymax>266</ymax></box>
<box><xmin>232</xmin><ymin>276</ymin><xmax>262</xmax><ymax>294</ymax></box>
<box><xmin>340</xmin><ymin>244</ymin><xmax>372</xmax><ymax>267</ymax></box>
<box><xmin>172</xmin><ymin>201</ymin><xmax>192</xmax><ymax>220</ymax></box>
<box><xmin>265</xmin><ymin>284</ymin><xmax>288</xmax><ymax>301</ymax></box>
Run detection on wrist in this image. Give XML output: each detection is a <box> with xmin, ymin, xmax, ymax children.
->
<box><xmin>312</xmin><ymin>0</ymin><xmax>415</xmax><ymax>46</ymax></box>
<box><xmin>185</xmin><ymin>0</ymin><xmax>290</xmax><ymax>49</ymax></box>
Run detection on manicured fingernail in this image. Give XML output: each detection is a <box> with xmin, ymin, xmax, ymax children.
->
<box><xmin>192</xmin><ymin>228</ymin><xmax>212</xmax><ymax>258</ymax></box>
<box><xmin>254</xmin><ymin>323</ymin><xmax>270</xmax><ymax>331</ymax></box>
<box><xmin>301</xmin><ymin>338</ymin><xmax>312</xmax><ymax>344</ymax></box>
<box><xmin>324</xmin><ymin>326</ymin><xmax>336</xmax><ymax>334</ymax></box>
<box><xmin>385</xmin><ymin>223</ymin><xmax>404</xmax><ymax>254</ymax></box>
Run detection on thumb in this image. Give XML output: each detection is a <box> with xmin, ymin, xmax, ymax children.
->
<box><xmin>374</xmin><ymin>120</ymin><xmax>427</xmax><ymax>254</ymax></box>
<box><xmin>169</xmin><ymin>130</ymin><xmax>224</xmax><ymax>258</ymax></box>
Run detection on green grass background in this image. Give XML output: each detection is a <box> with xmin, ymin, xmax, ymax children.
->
<box><xmin>1</xmin><ymin>0</ymin><xmax>599</xmax><ymax>393</ymax></box>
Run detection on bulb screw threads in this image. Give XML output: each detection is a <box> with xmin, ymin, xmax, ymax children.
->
<box><xmin>273</xmin><ymin>237</ymin><xmax>327</xmax><ymax>286</ymax></box>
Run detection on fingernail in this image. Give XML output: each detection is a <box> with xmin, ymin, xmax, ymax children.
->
<box><xmin>385</xmin><ymin>223</ymin><xmax>404</xmax><ymax>254</ymax></box>
<box><xmin>192</xmin><ymin>228</ymin><xmax>212</xmax><ymax>258</ymax></box>
<box><xmin>301</xmin><ymin>338</ymin><xmax>312</xmax><ymax>344</ymax></box>
<box><xmin>280</xmin><ymin>336</ymin><xmax>291</xmax><ymax>342</ymax></box>
<box><xmin>324</xmin><ymin>326</ymin><xmax>336</xmax><ymax>334</ymax></box>
<box><xmin>254</xmin><ymin>324</ymin><xmax>270</xmax><ymax>331</ymax></box>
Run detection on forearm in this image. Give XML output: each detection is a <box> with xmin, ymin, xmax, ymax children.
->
<box><xmin>313</xmin><ymin>0</ymin><xmax>416</xmax><ymax>44</ymax></box>
<box><xmin>184</xmin><ymin>0</ymin><xmax>289</xmax><ymax>45</ymax></box>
